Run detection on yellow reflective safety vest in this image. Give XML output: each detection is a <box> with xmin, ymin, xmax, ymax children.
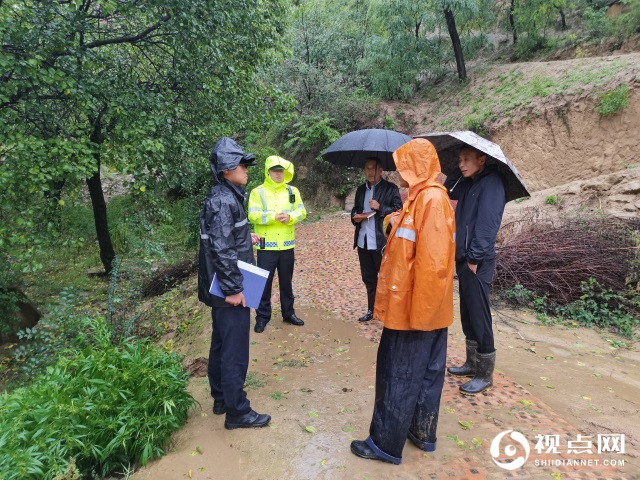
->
<box><xmin>248</xmin><ymin>156</ymin><xmax>307</xmax><ymax>250</ymax></box>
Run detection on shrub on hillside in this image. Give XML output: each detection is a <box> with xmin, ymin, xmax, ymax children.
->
<box><xmin>595</xmin><ymin>84</ymin><xmax>630</xmax><ymax>117</ymax></box>
<box><xmin>0</xmin><ymin>318</ymin><xmax>195</xmax><ymax>479</ymax></box>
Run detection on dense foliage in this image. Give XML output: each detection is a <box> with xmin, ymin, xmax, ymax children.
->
<box><xmin>0</xmin><ymin>0</ymin><xmax>292</xmax><ymax>275</ymax></box>
<box><xmin>0</xmin><ymin>317</ymin><xmax>194</xmax><ymax>479</ymax></box>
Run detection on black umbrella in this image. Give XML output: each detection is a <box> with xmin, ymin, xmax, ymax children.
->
<box><xmin>417</xmin><ymin>131</ymin><xmax>531</xmax><ymax>202</ymax></box>
<box><xmin>321</xmin><ymin>129</ymin><xmax>413</xmax><ymax>171</ymax></box>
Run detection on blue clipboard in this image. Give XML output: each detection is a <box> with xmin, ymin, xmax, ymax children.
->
<box><xmin>209</xmin><ymin>260</ymin><xmax>270</xmax><ymax>309</ymax></box>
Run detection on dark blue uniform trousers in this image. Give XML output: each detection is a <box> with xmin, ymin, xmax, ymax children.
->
<box><xmin>456</xmin><ymin>259</ymin><xmax>495</xmax><ymax>354</ymax></box>
<box><xmin>207</xmin><ymin>306</ymin><xmax>251</xmax><ymax>416</ymax></box>
<box><xmin>367</xmin><ymin>327</ymin><xmax>448</xmax><ymax>463</ymax></box>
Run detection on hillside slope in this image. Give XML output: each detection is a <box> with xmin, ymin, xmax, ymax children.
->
<box><xmin>378</xmin><ymin>52</ymin><xmax>639</xmax><ymax>192</ymax></box>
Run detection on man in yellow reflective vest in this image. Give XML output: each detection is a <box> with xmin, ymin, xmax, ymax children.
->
<box><xmin>248</xmin><ymin>155</ymin><xmax>307</xmax><ymax>333</ymax></box>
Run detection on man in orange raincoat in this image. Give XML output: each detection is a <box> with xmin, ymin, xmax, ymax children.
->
<box><xmin>350</xmin><ymin>138</ymin><xmax>456</xmax><ymax>465</ymax></box>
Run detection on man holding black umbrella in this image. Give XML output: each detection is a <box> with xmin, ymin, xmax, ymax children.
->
<box><xmin>351</xmin><ymin>159</ymin><xmax>403</xmax><ymax>322</ymax></box>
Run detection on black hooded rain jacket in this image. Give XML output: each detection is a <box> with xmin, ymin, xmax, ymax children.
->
<box><xmin>198</xmin><ymin>138</ymin><xmax>256</xmax><ymax>308</ymax></box>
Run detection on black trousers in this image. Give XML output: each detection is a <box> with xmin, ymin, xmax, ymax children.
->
<box><xmin>207</xmin><ymin>306</ymin><xmax>251</xmax><ymax>416</ymax></box>
<box><xmin>256</xmin><ymin>248</ymin><xmax>295</xmax><ymax>323</ymax></box>
<box><xmin>357</xmin><ymin>246</ymin><xmax>383</xmax><ymax>312</ymax></box>
<box><xmin>368</xmin><ymin>327</ymin><xmax>448</xmax><ymax>461</ymax></box>
<box><xmin>456</xmin><ymin>259</ymin><xmax>495</xmax><ymax>354</ymax></box>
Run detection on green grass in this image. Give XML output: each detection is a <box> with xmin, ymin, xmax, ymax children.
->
<box><xmin>244</xmin><ymin>371</ymin><xmax>267</xmax><ymax>390</ymax></box>
<box><xmin>595</xmin><ymin>84</ymin><xmax>630</xmax><ymax>117</ymax></box>
<box><xmin>421</xmin><ymin>58</ymin><xmax>634</xmax><ymax>130</ymax></box>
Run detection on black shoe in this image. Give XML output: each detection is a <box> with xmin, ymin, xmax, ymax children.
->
<box><xmin>254</xmin><ymin>319</ymin><xmax>267</xmax><ymax>333</ymax></box>
<box><xmin>460</xmin><ymin>351</ymin><xmax>496</xmax><ymax>395</ymax></box>
<box><xmin>350</xmin><ymin>440</ymin><xmax>396</xmax><ymax>464</ymax></box>
<box><xmin>213</xmin><ymin>400</ymin><xmax>226</xmax><ymax>415</ymax></box>
<box><xmin>283</xmin><ymin>314</ymin><xmax>304</xmax><ymax>326</ymax></box>
<box><xmin>447</xmin><ymin>339</ymin><xmax>478</xmax><ymax>377</ymax></box>
<box><xmin>358</xmin><ymin>311</ymin><xmax>373</xmax><ymax>322</ymax></box>
<box><xmin>224</xmin><ymin>410</ymin><xmax>271</xmax><ymax>430</ymax></box>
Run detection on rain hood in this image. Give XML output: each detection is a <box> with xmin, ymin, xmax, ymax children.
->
<box><xmin>264</xmin><ymin>155</ymin><xmax>294</xmax><ymax>187</ymax></box>
<box><xmin>375</xmin><ymin>138</ymin><xmax>456</xmax><ymax>331</ymax></box>
<box><xmin>209</xmin><ymin>137</ymin><xmax>256</xmax><ymax>181</ymax></box>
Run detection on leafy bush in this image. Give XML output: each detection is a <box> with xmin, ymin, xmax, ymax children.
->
<box><xmin>609</xmin><ymin>0</ymin><xmax>640</xmax><ymax>38</ymax></box>
<box><xmin>283</xmin><ymin>115</ymin><xmax>341</xmax><ymax>154</ymax></box>
<box><xmin>12</xmin><ymin>289</ymin><xmax>89</xmax><ymax>380</ymax></box>
<box><xmin>501</xmin><ymin>279</ymin><xmax>639</xmax><ymax>338</ymax></box>
<box><xmin>583</xmin><ymin>6</ymin><xmax>610</xmax><ymax>38</ymax></box>
<box><xmin>544</xmin><ymin>195</ymin><xmax>557</xmax><ymax>205</ymax></box>
<box><xmin>595</xmin><ymin>84</ymin><xmax>630</xmax><ymax>117</ymax></box>
<box><xmin>0</xmin><ymin>266</ymin><xmax>21</xmax><ymax>338</ymax></box>
<box><xmin>515</xmin><ymin>34</ymin><xmax>548</xmax><ymax>60</ymax></box>
<box><xmin>0</xmin><ymin>318</ymin><xmax>195</xmax><ymax>479</ymax></box>
<box><xmin>556</xmin><ymin>278</ymin><xmax>638</xmax><ymax>337</ymax></box>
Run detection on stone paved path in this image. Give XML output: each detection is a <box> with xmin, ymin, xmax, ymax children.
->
<box><xmin>282</xmin><ymin>212</ymin><xmax>629</xmax><ymax>480</ymax></box>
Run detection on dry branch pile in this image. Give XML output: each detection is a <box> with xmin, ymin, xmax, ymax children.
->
<box><xmin>494</xmin><ymin>213</ymin><xmax>640</xmax><ymax>304</ymax></box>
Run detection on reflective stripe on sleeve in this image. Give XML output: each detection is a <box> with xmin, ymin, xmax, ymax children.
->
<box><xmin>258</xmin><ymin>188</ymin><xmax>267</xmax><ymax>210</ymax></box>
<box><xmin>395</xmin><ymin>227</ymin><xmax>416</xmax><ymax>242</ymax></box>
<box><xmin>200</xmin><ymin>234</ymin><xmax>209</xmax><ymax>239</ymax></box>
<box><xmin>234</xmin><ymin>219</ymin><xmax>248</xmax><ymax>228</ymax></box>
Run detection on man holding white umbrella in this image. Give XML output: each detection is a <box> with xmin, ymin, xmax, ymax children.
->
<box><xmin>421</xmin><ymin>131</ymin><xmax>530</xmax><ymax>396</ymax></box>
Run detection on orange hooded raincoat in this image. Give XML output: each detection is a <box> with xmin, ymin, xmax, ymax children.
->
<box><xmin>374</xmin><ymin>138</ymin><xmax>456</xmax><ymax>331</ymax></box>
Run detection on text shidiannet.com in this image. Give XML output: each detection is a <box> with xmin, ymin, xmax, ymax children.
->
<box><xmin>490</xmin><ymin>431</ymin><xmax>627</xmax><ymax>471</ymax></box>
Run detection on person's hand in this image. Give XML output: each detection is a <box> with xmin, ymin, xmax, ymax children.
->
<box><xmin>225</xmin><ymin>292</ymin><xmax>246</xmax><ymax>307</ymax></box>
<box><xmin>467</xmin><ymin>263</ymin><xmax>477</xmax><ymax>274</ymax></box>
<box><xmin>352</xmin><ymin>213</ymin><xmax>366</xmax><ymax>223</ymax></box>
<box><xmin>276</xmin><ymin>212</ymin><xmax>290</xmax><ymax>224</ymax></box>
<box><xmin>369</xmin><ymin>199</ymin><xmax>380</xmax><ymax>211</ymax></box>
<box><xmin>251</xmin><ymin>233</ymin><xmax>260</xmax><ymax>245</ymax></box>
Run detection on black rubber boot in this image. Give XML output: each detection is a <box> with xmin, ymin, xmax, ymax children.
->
<box><xmin>460</xmin><ymin>351</ymin><xmax>495</xmax><ymax>395</ymax></box>
<box><xmin>447</xmin><ymin>339</ymin><xmax>477</xmax><ymax>377</ymax></box>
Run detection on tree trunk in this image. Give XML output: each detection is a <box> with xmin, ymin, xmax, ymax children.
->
<box><xmin>87</xmin><ymin>122</ymin><xmax>116</xmax><ymax>274</ymax></box>
<box><xmin>510</xmin><ymin>0</ymin><xmax>518</xmax><ymax>45</ymax></box>
<box><xmin>558</xmin><ymin>8</ymin><xmax>566</xmax><ymax>30</ymax></box>
<box><xmin>444</xmin><ymin>7</ymin><xmax>466</xmax><ymax>82</ymax></box>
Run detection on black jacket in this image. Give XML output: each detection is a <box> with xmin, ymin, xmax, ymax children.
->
<box><xmin>350</xmin><ymin>178</ymin><xmax>403</xmax><ymax>250</ymax></box>
<box><xmin>198</xmin><ymin>140</ymin><xmax>255</xmax><ymax>308</ymax></box>
<box><xmin>445</xmin><ymin>166</ymin><xmax>506</xmax><ymax>273</ymax></box>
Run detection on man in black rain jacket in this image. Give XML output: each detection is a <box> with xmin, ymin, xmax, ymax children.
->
<box><xmin>351</xmin><ymin>159</ymin><xmax>403</xmax><ymax>322</ymax></box>
<box><xmin>444</xmin><ymin>146</ymin><xmax>506</xmax><ymax>396</ymax></box>
<box><xmin>198</xmin><ymin>137</ymin><xmax>271</xmax><ymax>429</ymax></box>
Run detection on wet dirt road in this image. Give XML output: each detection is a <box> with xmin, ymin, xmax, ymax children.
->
<box><xmin>131</xmin><ymin>213</ymin><xmax>638</xmax><ymax>480</ymax></box>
